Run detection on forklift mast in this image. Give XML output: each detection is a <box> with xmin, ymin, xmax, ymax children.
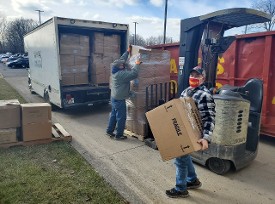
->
<box><xmin>178</xmin><ymin>8</ymin><xmax>272</xmax><ymax>95</ymax></box>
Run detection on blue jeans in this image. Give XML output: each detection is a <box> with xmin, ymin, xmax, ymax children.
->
<box><xmin>174</xmin><ymin>155</ymin><xmax>197</xmax><ymax>191</ymax></box>
<box><xmin>106</xmin><ymin>98</ymin><xmax>126</xmax><ymax>137</ymax></box>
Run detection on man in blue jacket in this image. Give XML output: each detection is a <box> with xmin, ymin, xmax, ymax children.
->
<box><xmin>106</xmin><ymin>45</ymin><xmax>142</xmax><ymax>140</ymax></box>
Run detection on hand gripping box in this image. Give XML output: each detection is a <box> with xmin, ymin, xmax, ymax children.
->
<box><xmin>145</xmin><ymin>98</ymin><xmax>203</xmax><ymax>161</ymax></box>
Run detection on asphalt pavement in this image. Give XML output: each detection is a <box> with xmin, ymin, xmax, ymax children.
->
<box><xmin>1</xmin><ymin>63</ymin><xmax>275</xmax><ymax>204</ymax></box>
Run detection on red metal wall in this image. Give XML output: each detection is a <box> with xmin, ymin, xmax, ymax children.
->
<box><xmin>148</xmin><ymin>31</ymin><xmax>275</xmax><ymax>137</ymax></box>
<box><xmin>218</xmin><ymin>31</ymin><xmax>275</xmax><ymax>137</ymax></box>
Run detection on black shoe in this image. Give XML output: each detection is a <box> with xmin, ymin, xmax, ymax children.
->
<box><xmin>106</xmin><ymin>132</ymin><xmax>115</xmax><ymax>137</ymax></box>
<box><xmin>187</xmin><ymin>178</ymin><xmax>202</xmax><ymax>189</ymax></box>
<box><xmin>165</xmin><ymin>188</ymin><xmax>189</xmax><ymax>198</ymax></box>
<box><xmin>114</xmin><ymin>135</ymin><xmax>127</xmax><ymax>140</ymax></box>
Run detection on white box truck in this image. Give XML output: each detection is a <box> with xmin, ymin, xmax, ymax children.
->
<box><xmin>24</xmin><ymin>17</ymin><xmax>128</xmax><ymax>108</ymax></box>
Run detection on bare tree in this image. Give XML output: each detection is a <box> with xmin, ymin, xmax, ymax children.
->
<box><xmin>4</xmin><ymin>18</ymin><xmax>38</xmax><ymax>53</ymax></box>
<box><xmin>145</xmin><ymin>35</ymin><xmax>173</xmax><ymax>46</ymax></box>
<box><xmin>129</xmin><ymin>34</ymin><xmax>174</xmax><ymax>47</ymax></box>
<box><xmin>250</xmin><ymin>0</ymin><xmax>275</xmax><ymax>31</ymax></box>
<box><xmin>129</xmin><ymin>34</ymin><xmax>146</xmax><ymax>46</ymax></box>
<box><xmin>0</xmin><ymin>15</ymin><xmax>7</xmax><ymax>52</ymax></box>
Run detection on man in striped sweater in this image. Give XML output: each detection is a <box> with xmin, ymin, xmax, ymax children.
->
<box><xmin>166</xmin><ymin>66</ymin><xmax>216</xmax><ymax>198</ymax></box>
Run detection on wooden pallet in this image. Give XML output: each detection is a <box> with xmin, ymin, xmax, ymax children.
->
<box><xmin>124</xmin><ymin>129</ymin><xmax>145</xmax><ymax>141</ymax></box>
<box><xmin>0</xmin><ymin>123</ymin><xmax>72</xmax><ymax>148</ymax></box>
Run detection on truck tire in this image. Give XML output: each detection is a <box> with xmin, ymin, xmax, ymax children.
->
<box><xmin>207</xmin><ymin>157</ymin><xmax>231</xmax><ymax>175</ymax></box>
<box><xmin>43</xmin><ymin>90</ymin><xmax>59</xmax><ymax>111</ymax></box>
<box><xmin>43</xmin><ymin>90</ymin><xmax>50</xmax><ymax>103</ymax></box>
<box><xmin>28</xmin><ymin>78</ymin><xmax>35</xmax><ymax>94</ymax></box>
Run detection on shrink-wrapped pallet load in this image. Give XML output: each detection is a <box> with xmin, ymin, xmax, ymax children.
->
<box><xmin>126</xmin><ymin>46</ymin><xmax>170</xmax><ymax>137</ymax></box>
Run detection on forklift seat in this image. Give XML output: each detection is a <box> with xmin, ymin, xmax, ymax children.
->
<box><xmin>219</xmin><ymin>78</ymin><xmax>263</xmax><ymax>113</ymax></box>
<box><xmin>238</xmin><ymin>78</ymin><xmax>263</xmax><ymax>113</ymax></box>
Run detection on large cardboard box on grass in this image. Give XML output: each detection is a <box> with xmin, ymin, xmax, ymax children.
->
<box><xmin>21</xmin><ymin>103</ymin><xmax>51</xmax><ymax>125</ymax></box>
<box><xmin>21</xmin><ymin>103</ymin><xmax>52</xmax><ymax>141</ymax></box>
<box><xmin>0</xmin><ymin>128</ymin><xmax>17</xmax><ymax>144</ymax></box>
<box><xmin>145</xmin><ymin>98</ymin><xmax>203</xmax><ymax>161</ymax></box>
<box><xmin>22</xmin><ymin>122</ymin><xmax>52</xmax><ymax>142</ymax></box>
<box><xmin>0</xmin><ymin>99</ymin><xmax>21</xmax><ymax>129</ymax></box>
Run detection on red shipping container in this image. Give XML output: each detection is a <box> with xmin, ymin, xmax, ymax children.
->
<box><xmin>148</xmin><ymin>31</ymin><xmax>275</xmax><ymax>137</ymax></box>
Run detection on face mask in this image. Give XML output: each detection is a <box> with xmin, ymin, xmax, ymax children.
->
<box><xmin>189</xmin><ymin>76</ymin><xmax>203</xmax><ymax>88</ymax></box>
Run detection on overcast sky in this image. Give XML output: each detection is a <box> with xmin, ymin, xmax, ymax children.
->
<box><xmin>0</xmin><ymin>0</ymin><xmax>255</xmax><ymax>41</ymax></box>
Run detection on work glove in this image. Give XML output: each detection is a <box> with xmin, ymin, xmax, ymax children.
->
<box><xmin>135</xmin><ymin>54</ymin><xmax>142</xmax><ymax>65</ymax></box>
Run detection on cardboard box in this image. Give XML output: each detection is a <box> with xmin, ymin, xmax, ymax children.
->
<box><xmin>60</xmin><ymin>44</ymin><xmax>90</xmax><ymax>56</ymax></box>
<box><xmin>0</xmin><ymin>99</ymin><xmax>21</xmax><ymax>129</ymax></box>
<box><xmin>60</xmin><ymin>34</ymin><xmax>89</xmax><ymax>46</ymax></box>
<box><xmin>22</xmin><ymin>122</ymin><xmax>52</xmax><ymax>142</ymax></box>
<box><xmin>75</xmin><ymin>72</ymin><xmax>89</xmax><ymax>85</ymax></box>
<box><xmin>0</xmin><ymin>128</ymin><xmax>17</xmax><ymax>144</ymax></box>
<box><xmin>91</xmin><ymin>73</ymin><xmax>108</xmax><ymax>84</ymax></box>
<box><xmin>60</xmin><ymin>55</ymin><xmax>75</xmax><ymax>66</ymax></box>
<box><xmin>91</xmin><ymin>64</ymin><xmax>105</xmax><ymax>75</ymax></box>
<box><xmin>79</xmin><ymin>35</ymin><xmax>89</xmax><ymax>45</ymax></box>
<box><xmin>145</xmin><ymin>98</ymin><xmax>202</xmax><ymax>161</ymax></box>
<box><xmin>125</xmin><ymin>119</ymin><xmax>147</xmax><ymax>136</ymax></box>
<box><xmin>62</xmin><ymin>73</ymin><xmax>75</xmax><ymax>85</ymax></box>
<box><xmin>94</xmin><ymin>42</ymin><xmax>104</xmax><ymax>54</ymax></box>
<box><xmin>60</xmin><ymin>55</ymin><xmax>89</xmax><ymax>67</ymax></box>
<box><xmin>61</xmin><ymin>65</ymin><xmax>88</xmax><ymax>74</ymax></box>
<box><xmin>21</xmin><ymin>103</ymin><xmax>51</xmax><ymax>125</ymax></box>
<box><xmin>94</xmin><ymin>33</ymin><xmax>104</xmax><ymax>42</ymax></box>
<box><xmin>60</xmin><ymin>34</ymin><xmax>80</xmax><ymax>45</ymax></box>
<box><xmin>61</xmin><ymin>72</ymin><xmax>89</xmax><ymax>85</ymax></box>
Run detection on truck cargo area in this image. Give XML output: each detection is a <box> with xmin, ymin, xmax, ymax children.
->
<box><xmin>24</xmin><ymin>17</ymin><xmax>129</xmax><ymax>108</ymax></box>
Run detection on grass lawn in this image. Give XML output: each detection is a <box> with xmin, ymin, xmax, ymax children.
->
<box><xmin>0</xmin><ymin>142</ymin><xmax>126</xmax><ymax>204</ymax></box>
<box><xmin>0</xmin><ymin>77</ymin><xmax>26</xmax><ymax>103</ymax></box>
<box><xmin>0</xmin><ymin>77</ymin><xmax>126</xmax><ymax>203</ymax></box>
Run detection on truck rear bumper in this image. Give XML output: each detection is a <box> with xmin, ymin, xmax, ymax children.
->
<box><xmin>61</xmin><ymin>85</ymin><xmax>110</xmax><ymax>109</ymax></box>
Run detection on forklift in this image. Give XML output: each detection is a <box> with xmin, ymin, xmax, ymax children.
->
<box><xmin>145</xmin><ymin>8</ymin><xmax>271</xmax><ymax>174</ymax></box>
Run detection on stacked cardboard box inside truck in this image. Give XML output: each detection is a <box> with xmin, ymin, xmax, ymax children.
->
<box><xmin>60</xmin><ymin>32</ymin><xmax>122</xmax><ymax>86</ymax></box>
<box><xmin>60</xmin><ymin>34</ymin><xmax>90</xmax><ymax>86</ymax></box>
<box><xmin>126</xmin><ymin>46</ymin><xmax>170</xmax><ymax>136</ymax></box>
<box><xmin>91</xmin><ymin>33</ymin><xmax>121</xmax><ymax>84</ymax></box>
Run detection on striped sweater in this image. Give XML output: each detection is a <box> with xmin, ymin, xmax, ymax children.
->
<box><xmin>180</xmin><ymin>85</ymin><xmax>216</xmax><ymax>142</ymax></box>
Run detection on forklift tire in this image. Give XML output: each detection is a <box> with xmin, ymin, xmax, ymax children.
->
<box><xmin>207</xmin><ymin>158</ymin><xmax>231</xmax><ymax>175</ymax></box>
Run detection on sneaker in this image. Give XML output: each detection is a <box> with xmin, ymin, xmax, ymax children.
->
<box><xmin>187</xmin><ymin>178</ymin><xmax>202</xmax><ymax>189</ymax></box>
<box><xmin>165</xmin><ymin>188</ymin><xmax>189</xmax><ymax>198</ymax></box>
<box><xmin>106</xmin><ymin>132</ymin><xmax>115</xmax><ymax>137</ymax></box>
<box><xmin>114</xmin><ymin>135</ymin><xmax>127</xmax><ymax>140</ymax></box>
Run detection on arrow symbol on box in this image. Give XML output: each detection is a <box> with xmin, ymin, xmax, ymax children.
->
<box><xmin>180</xmin><ymin>145</ymin><xmax>190</xmax><ymax>152</ymax></box>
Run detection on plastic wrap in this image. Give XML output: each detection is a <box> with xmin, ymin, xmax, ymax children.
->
<box><xmin>126</xmin><ymin>45</ymin><xmax>170</xmax><ymax>136</ymax></box>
